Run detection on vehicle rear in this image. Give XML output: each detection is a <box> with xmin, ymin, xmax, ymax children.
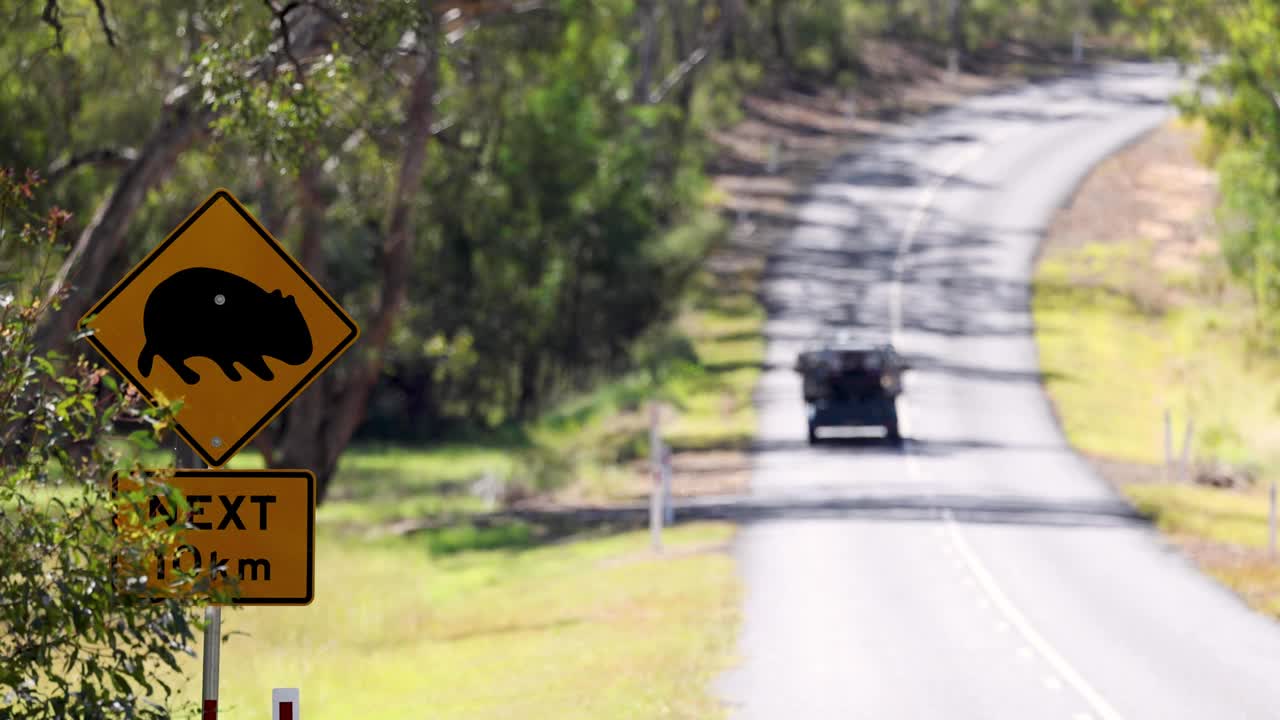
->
<box><xmin>797</xmin><ymin>348</ymin><xmax>903</xmax><ymax>444</ymax></box>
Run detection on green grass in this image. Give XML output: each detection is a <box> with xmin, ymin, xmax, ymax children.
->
<box><xmin>1034</xmin><ymin>242</ymin><xmax>1280</xmax><ymax>470</ymax></box>
<box><xmin>664</xmin><ymin>268</ymin><xmax>764</xmax><ymax>452</ymax></box>
<box><xmin>1033</xmin><ymin>238</ymin><xmax>1280</xmax><ymax>615</ymax></box>
<box><xmin>1125</xmin><ymin>483</ymin><xmax>1272</xmax><ymax>547</ymax></box>
<box><xmin>165</xmin><ymin>522</ymin><xmax>740</xmax><ymax>719</ymax></box>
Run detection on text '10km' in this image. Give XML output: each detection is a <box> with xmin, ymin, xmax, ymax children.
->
<box><xmin>113</xmin><ymin>470</ymin><xmax>317</xmax><ymax>606</ymax></box>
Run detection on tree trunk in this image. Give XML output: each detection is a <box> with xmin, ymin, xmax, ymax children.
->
<box><xmin>769</xmin><ymin>0</ymin><xmax>791</xmax><ymax>74</ymax></box>
<box><xmin>633</xmin><ymin>0</ymin><xmax>660</xmax><ymax>103</ymax></box>
<box><xmin>516</xmin><ymin>351</ymin><xmax>541</xmax><ymax>420</ymax></box>
<box><xmin>41</xmin><ymin>7</ymin><xmax>334</xmax><ymax>352</ymax></box>
<box><xmin>274</xmin><ymin>7</ymin><xmax>442</xmax><ymax>503</ymax></box>
<box><xmin>949</xmin><ymin>0</ymin><xmax>967</xmax><ymax>59</ymax></box>
<box><xmin>38</xmin><ymin>92</ymin><xmax>213</xmax><ymax>350</ymax></box>
<box><xmin>252</xmin><ymin>160</ymin><xmax>325</xmax><ymax>465</ymax></box>
<box><xmin>721</xmin><ymin>0</ymin><xmax>738</xmax><ymax>58</ymax></box>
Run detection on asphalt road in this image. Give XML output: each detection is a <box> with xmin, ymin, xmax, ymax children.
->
<box><xmin>713</xmin><ymin>62</ymin><xmax>1280</xmax><ymax>719</ymax></box>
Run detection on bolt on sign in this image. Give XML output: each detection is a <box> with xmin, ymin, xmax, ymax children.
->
<box><xmin>78</xmin><ymin>189</ymin><xmax>360</xmax><ymax>467</ymax></box>
<box><xmin>113</xmin><ymin>470</ymin><xmax>315</xmax><ymax>605</ymax></box>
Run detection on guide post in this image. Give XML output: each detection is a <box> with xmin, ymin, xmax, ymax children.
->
<box><xmin>650</xmin><ymin>402</ymin><xmax>663</xmax><ymax>552</ymax></box>
<box><xmin>202</xmin><ymin>604</ymin><xmax>221</xmax><ymax>720</ymax></box>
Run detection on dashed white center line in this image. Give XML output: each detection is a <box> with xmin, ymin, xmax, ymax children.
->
<box><xmin>893</xmin><ymin>133</ymin><xmax>1114</xmax><ymax>719</ymax></box>
<box><xmin>942</xmin><ymin>511</ymin><xmax>1126</xmax><ymax>720</ymax></box>
<box><xmin>889</xmin><ymin>141</ymin><xmax>992</xmax><ymax>347</ymax></box>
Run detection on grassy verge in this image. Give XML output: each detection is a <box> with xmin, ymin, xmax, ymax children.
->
<box><xmin>1033</xmin><ymin>156</ymin><xmax>1280</xmax><ymax>615</ymax></box>
<box><xmin>168</xmin><ymin>522</ymin><xmax>740</xmax><ymax>719</ymax></box>
<box><xmin>1034</xmin><ymin>241</ymin><xmax>1280</xmax><ymax>470</ymax></box>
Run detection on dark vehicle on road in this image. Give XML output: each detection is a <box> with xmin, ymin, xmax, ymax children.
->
<box><xmin>795</xmin><ymin>342</ymin><xmax>909</xmax><ymax>445</ymax></box>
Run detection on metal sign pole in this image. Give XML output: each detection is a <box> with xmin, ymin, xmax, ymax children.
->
<box><xmin>176</xmin><ymin>443</ymin><xmax>221</xmax><ymax>719</ymax></box>
<box><xmin>202</xmin><ymin>605</ymin><xmax>221</xmax><ymax>719</ymax></box>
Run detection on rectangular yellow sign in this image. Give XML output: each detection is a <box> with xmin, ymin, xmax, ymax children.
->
<box><xmin>112</xmin><ymin>469</ymin><xmax>315</xmax><ymax>605</ymax></box>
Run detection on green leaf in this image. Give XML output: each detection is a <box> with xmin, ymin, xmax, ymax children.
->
<box><xmin>32</xmin><ymin>356</ymin><xmax>55</xmax><ymax>378</ymax></box>
<box><xmin>129</xmin><ymin>430</ymin><xmax>158</xmax><ymax>451</ymax></box>
<box><xmin>54</xmin><ymin>396</ymin><xmax>75</xmax><ymax>421</ymax></box>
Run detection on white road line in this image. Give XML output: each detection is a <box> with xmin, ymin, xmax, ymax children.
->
<box><xmin>889</xmin><ymin>135</ymin><xmax>1120</xmax><ymax>716</ymax></box>
<box><xmin>888</xmin><ymin>143</ymin><xmax>990</xmax><ymax>347</ymax></box>
<box><xmin>889</xmin><ymin>130</ymin><xmax>1121</xmax><ymax>719</ymax></box>
<box><xmin>943</xmin><ymin>511</ymin><xmax>1126</xmax><ymax>720</ymax></box>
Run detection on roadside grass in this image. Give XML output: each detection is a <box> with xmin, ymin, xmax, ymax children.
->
<box><xmin>664</xmin><ymin>266</ymin><xmax>764</xmax><ymax>453</ymax></box>
<box><xmin>1035</xmin><ymin>242</ymin><xmax>1280</xmax><ymax>470</ymax></box>
<box><xmin>166</xmin><ymin>522</ymin><xmax>740</xmax><ymax>719</ymax></box>
<box><xmin>1034</xmin><ymin>239</ymin><xmax>1280</xmax><ymax>615</ymax></box>
<box><xmin>1124</xmin><ymin>483</ymin><xmax>1280</xmax><ymax>616</ymax></box>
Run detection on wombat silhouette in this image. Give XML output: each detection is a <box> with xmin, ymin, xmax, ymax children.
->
<box><xmin>136</xmin><ymin>267</ymin><xmax>313</xmax><ymax>384</ymax></box>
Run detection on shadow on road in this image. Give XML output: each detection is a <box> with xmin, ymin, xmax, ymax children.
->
<box><xmin>477</xmin><ymin>491</ymin><xmax>1148</xmax><ymax>538</ymax></box>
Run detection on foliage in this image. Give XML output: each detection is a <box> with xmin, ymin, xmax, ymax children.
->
<box><xmin>0</xmin><ymin>171</ymin><xmax>215</xmax><ymax>718</ymax></box>
<box><xmin>1124</xmin><ymin>0</ymin><xmax>1280</xmax><ymax>344</ymax></box>
<box><xmin>1</xmin><ymin>1</ymin><xmax>1134</xmax><ymax>500</ymax></box>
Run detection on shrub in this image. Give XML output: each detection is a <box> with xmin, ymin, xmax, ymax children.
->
<box><xmin>0</xmin><ymin>170</ymin><xmax>211</xmax><ymax>718</ymax></box>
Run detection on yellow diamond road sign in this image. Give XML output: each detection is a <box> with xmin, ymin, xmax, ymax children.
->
<box><xmin>113</xmin><ymin>469</ymin><xmax>315</xmax><ymax>605</ymax></box>
<box><xmin>80</xmin><ymin>189</ymin><xmax>359</xmax><ymax>467</ymax></box>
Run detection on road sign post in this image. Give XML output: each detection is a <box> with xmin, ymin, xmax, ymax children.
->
<box><xmin>82</xmin><ymin>189</ymin><xmax>358</xmax><ymax>716</ymax></box>
<box><xmin>202</xmin><ymin>605</ymin><xmax>221</xmax><ymax>720</ymax></box>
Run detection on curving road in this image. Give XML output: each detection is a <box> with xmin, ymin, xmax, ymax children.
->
<box><xmin>713</xmin><ymin>62</ymin><xmax>1280</xmax><ymax>719</ymax></box>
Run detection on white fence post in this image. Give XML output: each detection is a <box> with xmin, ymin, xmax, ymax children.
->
<box><xmin>1163</xmin><ymin>408</ymin><xmax>1173</xmax><ymax>482</ymax></box>
<box><xmin>662</xmin><ymin>443</ymin><xmax>674</xmax><ymax>526</ymax></box>
<box><xmin>272</xmin><ymin>688</ymin><xmax>300</xmax><ymax>720</ymax></box>
<box><xmin>1270</xmin><ymin>481</ymin><xmax>1277</xmax><ymax>561</ymax></box>
<box><xmin>649</xmin><ymin>402</ymin><xmax>663</xmax><ymax>552</ymax></box>
<box><xmin>1179</xmin><ymin>418</ymin><xmax>1194</xmax><ymax>483</ymax></box>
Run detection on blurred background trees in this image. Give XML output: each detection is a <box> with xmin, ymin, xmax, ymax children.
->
<box><xmin>3</xmin><ymin>0</ymin><xmax>1134</xmax><ymax>501</ymax></box>
<box><xmin>1124</xmin><ymin>0</ymin><xmax>1280</xmax><ymax>349</ymax></box>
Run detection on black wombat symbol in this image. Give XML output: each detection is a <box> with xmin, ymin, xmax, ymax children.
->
<box><xmin>137</xmin><ymin>267</ymin><xmax>313</xmax><ymax>384</ymax></box>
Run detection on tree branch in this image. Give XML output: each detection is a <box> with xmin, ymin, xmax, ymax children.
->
<box><xmin>45</xmin><ymin>148</ymin><xmax>139</xmax><ymax>184</ymax></box>
<box><xmin>41</xmin><ymin>0</ymin><xmax>63</xmax><ymax>50</ymax></box>
<box><xmin>39</xmin><ymin>5</ymin><xmax>337</xmax><ymax>349</ymax></box>
<box><xmin>92</xmin><ymin>0</ymin><xmax>117</xmax><ymax>47</ymax></box>
<box><xmin>315</xmin><ymin>5</ymin><xmax>442</xmax><ymax>491</ymax></box>
<box><xmin>648</xmin><ymin>21</ymin><xmax>724</xmax><ymax>104</ymax></box>
<box><xmin>266</xmin><ymin>0</ymin><xmax>306</xmax><ymax>82</ymax></box>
